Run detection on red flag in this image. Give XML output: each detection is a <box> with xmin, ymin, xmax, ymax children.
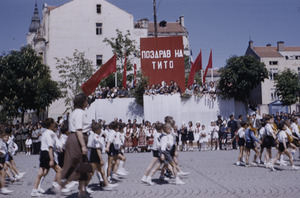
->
<box><xmin>81</xmin><ymin>54</ymin><xmax>116</xmax><ymax>96</ymax></box>
<box><xmin>203</xmin><ymin>49</ymin><xmax>212</xmax><ymax>84</ymax></box>
<box><xmin>187</xmin><ymin>50</ymin><xmax>202</xmax><ymax>86</ymax></box>
<box><xmin>133</xmin><ymin>63</ymin><xmax>137</xmax><ymax>87</ymax></box>
<box><xmin>122</xmin><ymin>53</ymin><xmax>127</xmax><ymax>89</ymax></box>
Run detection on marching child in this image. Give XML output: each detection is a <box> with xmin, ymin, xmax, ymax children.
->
<box><xmin>141</xmin><ymin>122</ymin><xmax>162</xmax><ymax>184</ymax></box>
<box><xmin>245</xmin><ymin>121</ymin><xmax>261</xmax><ymax>167</ymax></box>
<box><xmin>269</xmin><ymin>123</ymin><xmax>299</xmax><ymax>171</ymax></box>
<box><xmin>31</xmin><ymin>118</ymin><xmax>62</xmax><ymax>197</ymax></box>
<box><xmin>105</xmin><ymin>122</ymin><xmax>126</xmax><ymax>181</ymax></box>
<box><xmin>87</xmin><ymin>122</ymin><xmax>117</xmax><ymax>190</ymax></box>
<box><xmin>0</xmin><ymin>132</ymin><xmax>13</xmax><ymax>195</ymax></box>
<box><xmin>232</xmin><ymin>121</ymin><xmax>246</xmax><ymax>166</ymax></box>
<box><xmin>159</xmin><ymin>123</ymin><xmax>185</xmax><ymax>185</ymax></box>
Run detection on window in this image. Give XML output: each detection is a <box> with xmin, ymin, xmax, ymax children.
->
<box><xmin>269</xmin><ymin>68</ymin><xmax>278</xmax><ymax>80</ymax></box>
<box><xmin>295</xmin><ymin>56</ymin><xmax>300</xmax><ymax>60</ymax></box>
<box><xmin>298</xmin><ymin>67</ymin><xmax>300</xmax><ymax>79</ymax></box>
<box><xmin>96</xmin><ymin>23</ymin><xmax>102</xmax><ymax>35</ymax></box>
<box><xmin>96</xmin><ymin>4</ymin><xmax>101</xmax><ymax>14</ymax></box>
<box><xmin>270</xmin><ymin>88</ymin><xmax>279</xmax><ymax>101</ymax></box>
<box><xmin>269</xmin><ymin>61</ymin><xmax>278</xmax><ymax>65</ymax></box>
<box><xmin>96</xmin><ymin>55</ymin><xmax>103</xmax><ymax>66</ymax></box>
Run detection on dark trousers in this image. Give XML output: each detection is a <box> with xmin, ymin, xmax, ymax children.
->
<box><xmin>231</xmin><ymin>132</ymin><xmax>237</xmax><ymax>149</ymax></box>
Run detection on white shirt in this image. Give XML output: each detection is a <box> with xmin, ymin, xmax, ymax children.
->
<box><xmin>88</xmin><ymin>131</ymin><xmax>105</xmax><ymax>150</ymax></box>
<box><xmin>237</xmin><ymin>127</ymin><xmax>245</xmax><ymax>139</ymax></box>
<box><xmin>160</xmin><ymin>133</ymin><xmax>174</xmax><ymax>151</ymax></box>
<box><xmin>0</xmin><ymin>140</ymin><xmax>7</xmax><ymax>157</ymax></box>
<box><xmin>277</xmin><ymin>130</ymin><xmax>287</xmax><ymax>143</ymax></box>
<box><xmin>265</xmin><ymin>123</ymin><xmax>275</xmax><ymax>136</ymax></box>
<box><xmin>210</xmin><ymin>126</ymin><xmax>219</xmax><ymax>134</ymax></box>
<box><xmin>59</xmin><ymin>134</ymin><xmax>68</xmax><ymax>150</ymax></box>
<box><xmin>69</xmin><ymin>109</ymin><xmax>90</xmax><ymax>133</ymax></box>
<box><xmin>259</xmin><ymin>127</ymin><xmax>266</xmax><ymax>139</ymax></box>
<box><xmin>25</xmin><ymin>139</ymin><xmax>32</xmax><ymax>146</ymax></box>
<box><xmin>40</xmin><ymin>129</ymin><xmax>55</xmax><ymax>151</ymax></box>
<box><xmin>152</xmin><ymin>132</ymin><xmax>161</xmax><ymax>151</ymax></box>
<box><xmin>291</xmin><ymin>123</ymin><xmax>300</xmax><ymax>138</ymax></box>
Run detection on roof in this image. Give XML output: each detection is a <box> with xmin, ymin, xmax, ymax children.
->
<box><xmin>148</xmin><ymin>22</ymin><xmax>186</xmax><ymax>34</ymax></box>
<box><xmin>252</xmin><ymin>47</ymin><xmax>283</xmax><ymax>58</ymax></box>
<box><xmin>284</xmin><ymin>47</ymin><xmax>300</xmax><ymax>51</ymax></box>
<box><xmin>251</xmin><ymin>46</ymin><xmax>300</xmax><ymax>58</ymax></box>
<box><xmin>47</xmin><ymin>6</ymin><xmax>58</xmax><ymax>11</ymax></box>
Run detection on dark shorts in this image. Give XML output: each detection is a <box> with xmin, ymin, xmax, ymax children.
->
<box><xmin>170</xmin><ymin>145</ymin><xmax>176</xmax><ymax>157</ymax></box>
<box><xmin>246</xmin><ymin>142</ymin><xmax>255</xmax><ymax>149</ymax></box>
<box><xmin>0</xmin><ymin>157</ymin><xmax>5</xmax><ymax>171</ymax></box>
<box><xmin>188</xmin><ymin>132</ymin><xmax>194</xmax><ymax>141</ymax></box>
<box><xmin>263</xmin><ymin>136</ymin><xmax>277</xmax><ymax>149</ymax></box>
<box><xmin>39</xmin><ymin>150</ymin><xmax>56</xmax><ymax>169</ymax></box>
<box><xmin>238</xmin><ymin>138</ymin><xmax>245</xmax><ymax>147</ymax></box>
<box><xmin>161</xmin><ymin>150</ymin><xmax>173</xmax><ymax>164</ymax></box>
<box><xmin>221</xmin><ymin>132</ymin><xmax>227</xmax><ymax>139</ymax></box>
<box><xmin>90</xmin><ymin>148</ymin><xmax>101</xmax><ymax>163</ymax></box>
<box><xmin>152</xmin><ymin>150</ymin><xmax>159</xmax><ymax>158</ymax></box>
<box><xmin>107</xmin><ymin>144</ymin><xmax>119</xmax><ymax>156</ymax></box>
<box><xmin>278</xmin><ymin>142</ymin><xmax>286</xmax><ymax>152</ymax></box>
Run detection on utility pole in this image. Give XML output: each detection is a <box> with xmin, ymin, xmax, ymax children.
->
<box><xmin>153</xmin><ymin>0</ymin><xmax>157</xmax><ymax>37</ymax></box>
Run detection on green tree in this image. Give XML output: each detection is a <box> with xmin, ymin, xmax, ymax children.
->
<box><xmin>103</xmin><ymin>29</ymin><xmax>139</xmax><ymax>88</ymax></box>
<box><xmin>218</xmin><ymin>55</ymin><xmax>268</xmax><ymax>111</ymax></box>
<box><xmin>275</xmin><ymin>69</ymin><xmax>300</xmax><ymax>111</ymax></box>
<box><xmin>0</xmin><ymin>45</ymin><xmax>61</xmax><ymax>122</ymax></box>
<box><xmin>55</xmin><ymin>50</ymin><xmax>94</xmax><ymax>111</ymax></box>
<box><xmin>133</xmin><ymin>72</ymin><xmax>149</xmax><ymax>106</ymax></box>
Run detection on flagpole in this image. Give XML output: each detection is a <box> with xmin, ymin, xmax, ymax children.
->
<box><xmin>211</xmin><ymin>68</ymin><xmax>213</xmax><ymax>82</ymax></box>
<box><xmin>115</xmin><ymin>71</ymin><xmax>117</xmax><ymax>87</ymax></box>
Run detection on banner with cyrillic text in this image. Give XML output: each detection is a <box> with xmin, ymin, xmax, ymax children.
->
<box><xmin>140</xmin><ymin>36</ymin><xmax>185</xmax><ymax>90</ymax></box>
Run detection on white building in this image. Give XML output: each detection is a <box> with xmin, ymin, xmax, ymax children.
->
<box><xmin>27</xmin><ymin>0</ymin><xmax>190</xmax><ymax>119</ymax></box>
<box><xmin>245</xmin><ymin>41</ymin><xmax>300</xmax><ymax>114</ymax></box>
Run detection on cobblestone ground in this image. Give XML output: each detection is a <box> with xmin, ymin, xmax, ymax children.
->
<box><xmin>4</xmin><ymin>149</ymin><xmax>300</xmax><ymax>198</ymax></box>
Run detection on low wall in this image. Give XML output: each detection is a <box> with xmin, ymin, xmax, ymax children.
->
<box><xmin>86</xmin><ymin>98</ymin><xmax>144</xmax><ymax>123</ymax></box>
<box><xmin>144</xmin><ymin>94</ymin><xmax>239</xmax><ymax>127</ymax></box>
<box><xmin>85</xmin><ymin>95</ymin><xmax>246</xmax><ymax>127</ymax></box>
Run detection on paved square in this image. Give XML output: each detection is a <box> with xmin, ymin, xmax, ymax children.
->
<box><xmin>7</xmin><ymin>149</ymin><xmax>300</xmax><ymax>198</ymax></box>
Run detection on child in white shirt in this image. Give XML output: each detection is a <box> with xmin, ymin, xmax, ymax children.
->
<box><xmin>25</xmin><ymin>136</ymin><xmax>32</xmax><ymax>155</ymax></box>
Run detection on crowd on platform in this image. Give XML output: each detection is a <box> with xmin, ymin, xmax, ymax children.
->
<box><xmin>144</xmin><ymin>80</ymin><xmax>218</xmax><ymax>96</ymax></box>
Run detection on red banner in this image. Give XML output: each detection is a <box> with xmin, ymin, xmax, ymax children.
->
<box><xmin>140</xmin><ymin>36</ymin><xmax>185</xmax><ymax>90</ymax></box>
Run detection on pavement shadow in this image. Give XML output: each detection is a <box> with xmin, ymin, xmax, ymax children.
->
<box><xmin>152</xmin><ymin>178</ymin><xmax>169</xmax><ymax>185</ymax></box>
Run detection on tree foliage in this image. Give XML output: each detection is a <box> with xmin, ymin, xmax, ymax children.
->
<box><xmin>55</xmin><ymin>50</ymin><xmax>94</xmax><ymax>111</ymax></box>
<box><xmin>0</xmin><ymin>45</ymin><xmax>61</xmax><ymax>121</ymax></box>
<box><xmin>103</xmin><ymin>29</ymin><xmax>139</xmax><ymax>88</ymax></box>
<box><xmin>133</xmin><ymin>72</ymin><xmax>149</xmax><ymax>106</ymax></box>
<box><xmin>218</xmin><ymin>55</ymin><xmax>268</xmax><ymax>102</ymax></box>
<box><xmin>275</xmin><ymin>69</ymin><xmax>300</xmax><ymax>106</ymax></box>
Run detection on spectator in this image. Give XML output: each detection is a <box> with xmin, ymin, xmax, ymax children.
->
<box><xmin>227</xmin><ymin>115</ymin><xmax>238</xmax><ymax>149</ymax></box>
<box><xmin>185</xmin><ymin>85</ymin><xmax>193</xmax><ymax>95</ymax></box>
<box><xmin>119</xmin><ymin>87</ymin><xmax>128</xmax><ymax>98</ymax></box>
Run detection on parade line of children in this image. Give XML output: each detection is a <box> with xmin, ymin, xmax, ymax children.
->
<box><xmin>232</xmin><ymin>114</ymin><xmax>300</xmax><ymax>171</ymax></box>
<box><xmin>0</xmin><ymin>127</ymin><xmax>26</xmax><ymax>194</ymax></box>
<box><xmin>1</xmin><ymin>112</ymin><xmax>300</xmax><ymax>196</ymax></box>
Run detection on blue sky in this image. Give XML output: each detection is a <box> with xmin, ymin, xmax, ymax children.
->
<box><xmin>0</xmin><ymin>0</ymin><xmax>299</xmax><ymax>68</ymax></box>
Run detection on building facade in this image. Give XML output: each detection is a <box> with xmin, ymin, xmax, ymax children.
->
<box><xmin>27</xmin><ymin>0</ymin><xmax>189</xmax><ymax>118</ymax></box>
<box><xmin>245</xmin><ymin>41</ymin><xmax>300</xmax><ymax>114</ymax></box>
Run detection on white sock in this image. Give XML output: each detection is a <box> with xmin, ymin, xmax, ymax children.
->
<box><xmin>38</xmin><ymin>176</ymin><xmax>44</xmax><ymax>189</ymax></box>
<box><xmin>119</xmin><ymin>161</ymin><xmax>125</xmax><ymax>169</ymax></box>
<box><xmin>280</xmin><ymin>155</ymin><xmax>284</xmax><ymax>162</ymax></box>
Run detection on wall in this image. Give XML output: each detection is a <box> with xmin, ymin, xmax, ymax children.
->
<box><xmin>85</xmin><ymin>95</ymin><xmax>246</xmax><ymax>126</ymax></box>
